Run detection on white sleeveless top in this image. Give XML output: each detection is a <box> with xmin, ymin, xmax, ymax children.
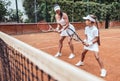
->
<box><xmin>57</xmin><ymin>17</ymin><xmax>75</xmax><ymax>36</ymax></box>
<box><xmin>57</xmin><ymin>17</ymin><xmax>66</xmax><ymax>26</ymax></box>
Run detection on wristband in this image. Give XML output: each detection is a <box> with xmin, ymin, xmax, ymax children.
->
<box><xmin>83</xmin><ymin>39</ymin><xmax>87</xmax><ymax>42</ymax></box>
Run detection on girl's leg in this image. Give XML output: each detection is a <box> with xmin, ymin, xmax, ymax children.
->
<box><xmin>94</xmin><ymin>52</ymin><xmax>104</xmax><ymax>69</ymax></box>
<box><xmin>76</xmin><ymin>49</ymin><xmax>88</xmax><ymax>66</ymax></box>
<box><xmin>55</xmin><ymin>36</ymin><xmax>66</xmax><ymax>57</ymax></box>
<box><xmin>94</xmin><ymin>52</ymin><xmax>107</xmax><ymax>77</ymax></box>
<box><xmin>81</xmin><ymin>49</ymin><xmax>88</xmax><ymax>62</ymax></box>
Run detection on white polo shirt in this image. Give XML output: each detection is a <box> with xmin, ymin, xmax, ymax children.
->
<box><xmin>84</xmin><ymin>26</ymin><xmax>99</xmax><ymax>52</ymax></box>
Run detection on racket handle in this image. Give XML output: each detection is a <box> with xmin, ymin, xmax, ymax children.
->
<box><xmin>88</xmin><ymin>42</ymin><xmax>93</xmax><ymax>46</ymax></box>
<box><xmin>56</xmin><ymin>27</ymin><xmax>59</xmax><ymax>31</ymax></box>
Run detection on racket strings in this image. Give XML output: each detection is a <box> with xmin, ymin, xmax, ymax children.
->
<box><xmin>40</xmin><ymin>24</ymin><xmax>56</xmax><ymax>33</ymax></box>
<box><xmin>67</xmin><ymin>29</ymin><xmax>81</xmax><ymax>42</ymax></box>
<box><xmin>72</xmin><ymin>34</ymin><xmax>79</xmax><ymax>41</ymax></box>
<box><xmin>48</xmin><ymin>25</ymin><xmax>56</xmax><ymax>31</ymax></box>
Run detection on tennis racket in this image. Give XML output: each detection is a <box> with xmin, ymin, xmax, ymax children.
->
<box><xmin>66</xmin><ymin>28</ymin><xmax>84</xmax><ymax>44</ymax></box>
<box><xmin>37</xmin><ymin>23</ymin><xmax>57</xmax><ymax>33</ymax></box>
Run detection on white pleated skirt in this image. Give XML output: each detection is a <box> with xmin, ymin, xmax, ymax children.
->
<box><xmin>60</xmin><ymin>24</ymin><xmax>75</xmax><ymax>36</ymax></box>
<box><xmin>84</xmin><ymin>43</ymin><xmax>99</xmax><ymax>52</ymax></box>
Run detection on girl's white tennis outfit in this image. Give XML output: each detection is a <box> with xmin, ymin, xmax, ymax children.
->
<box><xmin>84</xmin><ymin>26</ymin><xmax>99</xmax><ymax>52</ymax></box>
<box><xmin>57</xmin><ymin>17</ymin><xmax>75</xmax><ymax>36</ymax></box>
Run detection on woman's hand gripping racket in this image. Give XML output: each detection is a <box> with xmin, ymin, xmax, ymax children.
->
<box><xmin>66</xmin><ymin>28</ymin><xmax>84</xmax><ymax>44</ymax></box>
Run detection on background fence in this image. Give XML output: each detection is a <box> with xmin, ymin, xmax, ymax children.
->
<box><xmin>0</xmin><ymin>21</ymin><xmax>119</xmax><ymax>35</ymax></box>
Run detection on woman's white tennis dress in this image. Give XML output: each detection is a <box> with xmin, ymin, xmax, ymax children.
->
<box><xmin>84</xmin><ymin>26</ymin><xmax>99</xmax><ymax>52</ymax></box>
<box><xmin>57</xmin><ymin>17</ymin><xmax>75</xmax><ymax>36</ymax></box>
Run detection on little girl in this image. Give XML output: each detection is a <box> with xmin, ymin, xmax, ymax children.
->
<box><xmin>75</xmin><ymin>15</ymin><xmax>107</xmax><ymax>77</ymax></box>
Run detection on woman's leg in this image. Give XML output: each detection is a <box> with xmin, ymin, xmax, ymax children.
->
<box><xmin>68</xmin><ymin>36</ymin><xmax>75</xmax><ymax>59</ymax></box>
<box><xmin>58</xmin><ymin>36</ymin><xmax>66</xmax><ymax>53</ymax></box>
<box><xmin>55</xmin><ymin>36</ymin><xmax>66</xmax><ymax>57</ymax></box>
<box><xmin>68</xmin><ymin>36</ymin><xmax>74</xmax><ymax>54</ymax></box>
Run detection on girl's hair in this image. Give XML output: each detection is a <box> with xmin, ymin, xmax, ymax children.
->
<box><xmin>90</xmin><ymin>15</ymin><xmax>99</xmax><ymax>29</ymax></box>
<box><xmin>54</xmin><ymin>4</ymin><xmax>63</xmax><ymax>19</ymax></box>
<box><xmin>90</xmin><ymin>15</ymin><xmax>101</xmax><ymax>46</ymax></box>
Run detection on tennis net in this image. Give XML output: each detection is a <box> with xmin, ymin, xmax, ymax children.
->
<box><xmin>0</xmin><ymin>31</ymin><xmax>105</xmax><ymax>81</ymax></box>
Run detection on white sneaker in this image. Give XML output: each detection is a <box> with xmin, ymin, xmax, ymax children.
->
<box><xmin>54</xmin><ymin>52</ymin><xmax>62</xmax><ymax>57</ymax></box>
<box><xmin>75</xmin><ymin>61</ymin><xmax>84</xmax><ymax>66</ymax></box>
<box><xmin>68</xmin><ymin>53</ymin><xmax>75</xmax><ymax>59</ymax></box>
<box><xmin>100</xmin><ymin>69</ymin><xmax>107</xmax><ymax>77</ymax></box>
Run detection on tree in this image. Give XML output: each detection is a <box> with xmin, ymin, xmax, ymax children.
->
<box><xmin>0</xmin><ymin>0</ymin><xmax>7</xmax><ymax>21</ymax></box>
<box><xmin>23</xmin><ymin>0</ymin><xmax>120</xmax><ymax>23</ymax></box>
<box><xmin>0</xmin><ymin>0</ymin><xmax>24</xmax><ymax>23</ymax></box>
<box><xmin>23</xmin><ymin>0</ymin><xmax>53</xmax><ymax>23</ymax></box>
<box><xmin>7</xmin><ymin>9</ymin><xmax>24</xmax><ymax>23</ymax></box>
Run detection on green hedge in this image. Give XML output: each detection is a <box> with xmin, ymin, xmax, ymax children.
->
<box><xmin>48</xmin><ymin>1</ymin><xmax>120</xmax><ymax>22</ymax></box>
<box><xmin>23</xmin><ymin>1</ymin><xmax>120</xmax><ymax>22</ymax></box>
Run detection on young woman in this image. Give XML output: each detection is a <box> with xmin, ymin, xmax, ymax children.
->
<box><xmin>75</xmin><ymin>15</ymin><xmax>107</xmax><ymax>77</ymax></box>
<box><xmin>54</xmin><ymin>4</ymin><xmax>75</xmax><ymax>59</ymax></box>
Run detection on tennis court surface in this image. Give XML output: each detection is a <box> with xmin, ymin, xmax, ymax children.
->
<box><xmin>13</xmin><ymin>28</ymin><xmax>120</xmax><ymax>81</ymax></box>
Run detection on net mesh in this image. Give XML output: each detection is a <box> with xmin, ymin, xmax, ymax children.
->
<box><xmin>0</xmin><ymin>38</ymin><xmax>56</xmax><ymax>81</ymax></box>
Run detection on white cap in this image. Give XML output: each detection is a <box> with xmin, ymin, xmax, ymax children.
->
<box><xmin>54</xmin><ymin>5</ymin><xmax>60</xmax><ymax>12</ymax></box>
<box><xmin>83</xmin><ymin>15</ymin><xmax>95</xmax><ymax>22</ymax></box>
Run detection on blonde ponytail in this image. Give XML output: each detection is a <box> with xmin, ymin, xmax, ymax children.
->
<box><xmin>90</xmin><ymin>15</ymin><xmax>101</xmax><ymax>46</ymax></box>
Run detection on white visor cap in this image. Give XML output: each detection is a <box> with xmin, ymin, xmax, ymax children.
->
<box><xmin>83</xmin><ymin>15</ymin><xmax>95</xmax><ymax>22</ymax></box>
<box><xmin>54</xmin><ymin>6</ymin><xmax>60</xmax><ymax>12</ymax></box>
